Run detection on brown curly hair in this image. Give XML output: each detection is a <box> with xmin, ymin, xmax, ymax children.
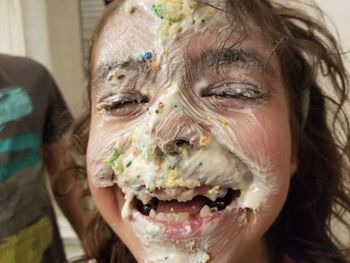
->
<box><xmin>68</xmin><ymin>1</ymin><xmax>350</xmax><ymax>262</ymax></box>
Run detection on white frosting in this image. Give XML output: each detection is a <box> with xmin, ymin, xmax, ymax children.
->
<box><xmin>132</xmin><ymin>211</ymin><xmax>210</xmax><ymax>263</ymax></box>
<box><xmin>94</xmin><ymin>82</ymin><xmax>272</xmax><ymax>220</ymax></box>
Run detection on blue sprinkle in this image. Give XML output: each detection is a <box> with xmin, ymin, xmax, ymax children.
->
<box><xmin>144</xmin><ymin>51</ymin><xmax>153</xmax><ymax>60</ymax></box>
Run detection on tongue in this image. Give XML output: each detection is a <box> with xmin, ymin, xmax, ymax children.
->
<box><xmin>156</xmin><ymin>196</ymin><xmax>209</xmax><ymax>217</ymax></box>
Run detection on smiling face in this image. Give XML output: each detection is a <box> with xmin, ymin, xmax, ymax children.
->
<box><xmin>87</xmin><ymin>1</ymin><xmax>296</xmax><ymax>262</ymax></box>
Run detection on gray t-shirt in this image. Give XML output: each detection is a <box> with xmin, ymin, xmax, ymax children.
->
<box><xmin>0</xmin><ymin>54</ymin><xmax>72</xmax><ymax>263</ymax></box>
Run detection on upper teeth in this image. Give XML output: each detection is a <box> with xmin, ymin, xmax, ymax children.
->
<box><xmin>138</xmin><ymin>186</ymin><xmax>229</xmax><ymax>204</ymax></box>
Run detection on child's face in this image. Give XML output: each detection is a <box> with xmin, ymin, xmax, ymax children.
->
<box><xmin>87</xmin><ymin>1</ymin><xmax>296</xmax><ymax>262</ymax></box>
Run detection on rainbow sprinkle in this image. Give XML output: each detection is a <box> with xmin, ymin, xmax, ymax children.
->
<box><xmin>200</xmin><ymin>136</ymin><xmax>210</xmax><ymax>146</ymax></box>
<box><xmin>151</xmin><ymin>61</ymin><xmax>161</xmax><ymax>71</ymax></box>
<box><xmin>221</xmin><ymin>120</ymin><xmax>229</xmax><ymax>126</ymax></box>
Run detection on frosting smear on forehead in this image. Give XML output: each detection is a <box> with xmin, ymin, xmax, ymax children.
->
<box><xmin>149</xmin><ymin>0</ymin><xmax>225</xmax><ymax>44</ymax></box>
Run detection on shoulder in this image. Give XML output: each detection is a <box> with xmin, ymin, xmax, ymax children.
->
<box><xmin>0</xmin><ymin>54</ymin><xmax>44</xmax><ymax>70</ymax></box>
<box><xmin>0</xmin><ymin>53</ymin><xmax>52</xmax><ymax>82</ymax></box>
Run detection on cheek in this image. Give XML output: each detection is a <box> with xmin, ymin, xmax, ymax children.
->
<box><xmin>87</xmin><ymin>116</ymin><xmax>131</xmax><ymax>177</ymax></box>
<box><xmin>211</xmin><ymin>106</ymin><xmax>293</xmax><ymax>204</ymax></box>
<box><xmin>213</xmin><ymin>109</ymin><xmax>292</xmax><ymax>171</ymax></box>
<box><xmin>86</xmin><ymin>117</ymin><xmax>136</xmax><ymax>233</ymax></box>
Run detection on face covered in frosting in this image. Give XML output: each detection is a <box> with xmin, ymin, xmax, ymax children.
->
<box><xmin>87</xmin><ymin>1</ymin><xmax>297</xmax><ymax>262</ymax></box>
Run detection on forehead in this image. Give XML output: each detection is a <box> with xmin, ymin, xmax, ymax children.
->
<box><xmin>92</xmin><ymin>0</ymin><xmax>276</xmax><ymax>76</ymax></box>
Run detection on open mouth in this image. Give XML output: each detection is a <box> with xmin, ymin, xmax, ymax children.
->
<box><xmin>135</xmin><ymin>188</ymin><xmax>241</xmax><ymax>222</ymax></box>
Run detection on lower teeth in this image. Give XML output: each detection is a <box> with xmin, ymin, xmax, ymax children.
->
<box><xmin>152</xmin><ymin>211</ymin><xmax>190</xmax><ymax>221</ymax></box>
<box><xmin>199</xmin><ymin>205</ymin><xmax>212</xmax><ymax>217</ymax></box>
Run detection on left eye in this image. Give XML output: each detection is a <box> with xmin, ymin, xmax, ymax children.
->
<box><xmin>97</xmin><ymin>93</ymin><xmax>149</xmax><ymax>117</ymax></box>
<box><xmin>203</xmin><ymin>84</ymin><xmax>266</xmax><ymax>100</ymax></box>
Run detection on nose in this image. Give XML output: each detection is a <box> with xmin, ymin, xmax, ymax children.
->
<box><xmin>152</xmin><ymin>114</ymin><xmax>204</xmax><ymax>154</ymax></box>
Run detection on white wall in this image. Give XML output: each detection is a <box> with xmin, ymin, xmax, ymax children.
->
<box><xmin>317</xmin><ymin>0</ymin><xmax>350</xmax><ymax>68</ymax></box>
<box><xmin>0</xmin><ymin>0</ymin><xmax>26</xmax><ymax>56</ymax></box>
<box><xmin>46</xmin><ymin>0</ymin><xmax>87</xmax><ymax>118</ymax></box>
<box><xmin>21</xmin><ymin>0</ymin><xmax>53</xmax><ymax>72</ymax></box>
<box><xmin>318</xmin><ymin>0</ymin><xmax>350</xmax><ymax>50</ymax></box>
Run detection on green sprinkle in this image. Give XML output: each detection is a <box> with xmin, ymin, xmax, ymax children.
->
<box><xmin>155</xmin><ymin>109</ymin><xmax>159</xmax><ymax>114</ymax></box>
<box><xmin>152</xmin><ymin>2</ymin><xmax>182</xmax><ymax>23</ymax></box>
<box><xmin>153</xmin><ymin>4</ymin><xmax>164</xmax><ymax>19</ymax></box>
<box><xmin>105</xmin><ymin>147</ymin><xmax>122</xmax><ymax>165</ymax></box>
<box><xmin>113</xmin><ymin>147</ymin><xmax>122</xmax><ymax>156</ymax></box>
<box><xmin>105</xmin><ymin>156</ymin><xmax>114</xmax><ymax>165</ymax></box>
<box><xmin>126</xmin><ymin>161</ymin><xmax>132</xmax><ymax>168</ymax></box>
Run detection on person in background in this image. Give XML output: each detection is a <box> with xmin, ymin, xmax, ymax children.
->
<box><xmin>0</xmin><ymin>54</ymin><xmax>89</xmax><ymax>263</ymax></box>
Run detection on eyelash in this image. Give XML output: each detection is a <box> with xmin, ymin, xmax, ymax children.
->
<box><xmin>203</xmin><ymin>83</ymin><xmax>266</xmax><ymax>101</ymax></box>
<box><xmin>97</xmin><ymin>94</ymin><xmax>149</xmax><ymax>117</ymax></box>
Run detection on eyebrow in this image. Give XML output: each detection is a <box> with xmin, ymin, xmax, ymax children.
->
<box><xmin>202</xmin><ymin>48</ymin><xmax>276</xmax><ymax>77</ymax></box>
<box><xmin>94</xmin><ymin>57</ymin><xmax>147</xmax><ymax>85</ymax></box>
<box><xmin>93</xmin><ymin>48</ymin><xmax>276</xmax><ymax>88</ymax></box>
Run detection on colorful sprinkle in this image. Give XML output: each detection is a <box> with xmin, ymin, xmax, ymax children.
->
<box><xmin>105</xmin><ymin>147</ymin><xmax>122</xmax><ymax>165</ymax></box>
<box><xmin>153</xmin><ymin>4</ymin><xmax>165</xmax><ymax>19</ymax></box>
<box><xmin>207</xmin><ymin>115</ymin><xmax>213</xmax><ymax>121</ymax></box>
<box><xmin>200</xmin><ymin>136</ymin><xmax>210</xmax><ymax>146</ymax></box>
<box><xmin>155</xmin><ymin>109</ymin><xmax>159</xmax><ymax>114</ymax></box>
<box><xmin>144</xmin><ymin>51</ymin><xmax>153</xmax><ymax>60</ymax></box>
<box><xmin>126</xmin><ymin>161</ymin><xmax>132</xmax><ymax>168</ymax></box>
<box><xmin>159</xmin><ymin>101</ymin><xmax>164</xmax><ymax>108</ymax></box>
<box><xmin>222</xmin><ymin>120</ymin><xmax>229</xmax><ymax>126</ymax></box>
<box><xmin>151</xmin><ymin>61</ymin><xmax>161</xmax><ymax>71</ymax></box>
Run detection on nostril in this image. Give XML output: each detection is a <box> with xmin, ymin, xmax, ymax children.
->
<box><xmin>175</xmin><ymin>140</ymin><xmax>189</xmax><ymax>147</ymax></box>
<box><xmin>164</xmin><ymin>140</ymin><xmax>190</xmax><ymax>155</ymax></box>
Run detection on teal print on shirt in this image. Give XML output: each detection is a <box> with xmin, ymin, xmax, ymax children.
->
<box><xmin>0</xmin><ymin>87</ymin><xmax>33</xmax><ymax>131</ymax></box>
<box><xmin>0</xmin><ymin>133</ymin><xmax>41</xmax><ymax>181</ymax></box>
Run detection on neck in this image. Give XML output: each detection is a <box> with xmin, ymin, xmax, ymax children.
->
<box><xmin>240</xmin><ymin>238</ymin><xmax>270</xmax><ymax>263</ymax></box>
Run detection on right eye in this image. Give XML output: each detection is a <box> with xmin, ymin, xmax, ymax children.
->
<box><xmin>97</xmin><ymin>94</ymin><xmax>149</xmax><ymax>117</ymax></box>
